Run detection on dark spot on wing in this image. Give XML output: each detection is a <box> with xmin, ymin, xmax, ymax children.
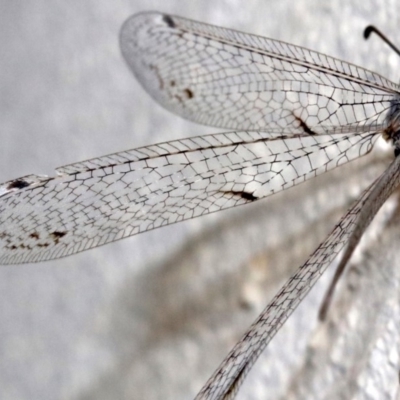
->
<box><xmin>238</xmin><ymin>191</ymin><xmax>257</xmax><ymax>201</ymax></box>
<box><xmin>294</xmin><ymin>115</ymin><xmax>317</xmax><ymax>135</ymax></box>
<box><xmin>2</xmin><ymin>229</ymin><xmax>56</xmax><ymax>252</ymax></box>
<box><xmin>183</xmin><ymin>88</ymin><xmax>194</xmax><ymax>99</ymax></box>
<box><xmin>173</xmin><ymin>88</ymin><xmax>194</xmax><ymax>104</ymax></box>
<box><xmin>50</xmin><ymin>231</ymin><xmax>67</xmax><ymax>244</ymax></box>
<box><xmin>162</xmin><ymin>15</ymin><xmax>176</xmax><ymax>28</ymax></box>
<box><xmin>51</xmin><ymin>231</ymin><xmax>67</xmax><ymax>238</ymax></box>
<box><xmin>7</xmin><ymin>179</ymin><xmax>30</xmax><ymax>190</ymax></box>
<box><xmin>170</xmin><ymin>80</ymin><xmax>176</xmax><ymax>87</ymax></box>
<box><xmin>224</xmin><ymin>191</ymin><xmax>258</xmax><ymax>201</ymax></box>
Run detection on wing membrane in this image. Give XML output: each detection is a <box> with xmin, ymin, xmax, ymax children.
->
<box><xmin>120</xmin><ymin>12</ymin><xmax>399</xmax><ymax>133</ymax></box>
<box><xmin>195</xmin><ymin>177</ymin><xmax>377</xmax><ymax>399</ymax></box>
<box><xmin>0</xmin><ymin>130</ymin><xmax>377</xmax><ymax>264</ymax></box>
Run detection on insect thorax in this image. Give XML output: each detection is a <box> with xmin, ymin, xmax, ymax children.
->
<box><xmin>383</xmin><ymin>96</ymin><xmax>400</xmax><ymax>155</ymax></box>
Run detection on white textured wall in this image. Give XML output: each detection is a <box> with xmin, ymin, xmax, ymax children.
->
<box><xmin>0</xmin><ymin>1</ymin><xmax>399</xmax><ymax>399</ymax></box>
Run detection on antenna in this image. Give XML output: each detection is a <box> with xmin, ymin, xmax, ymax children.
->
<box><xmin>364</xmin><ymin>25</ymin><xmax>400</xmax><ymax>57</ymax></box>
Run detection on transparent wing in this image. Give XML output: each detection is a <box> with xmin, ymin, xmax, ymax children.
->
<box><xmin>0</xmin><ymin>130</ymin><xmax>377</xmax><ymax>264</ymax></box>
<box><xmin>195</xmin><ymin>177</ymin><xmax>378</xmax><ymax>400</ymax></box>
<box><xmin>120</xmin><ymin>12</ymin><xmax>399</xmax><ymax>133</ymax></box>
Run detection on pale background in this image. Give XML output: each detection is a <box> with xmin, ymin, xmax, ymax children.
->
<box><xmin>0</xmin><ymin>1</ymin><xmax>399</xmax><ymax>399</ymax></box>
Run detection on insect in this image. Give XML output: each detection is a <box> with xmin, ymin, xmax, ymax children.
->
<box><xmin>1</xmin><ymin>11</ymin><xmax>400</xmax><ymax>399</ymax></box>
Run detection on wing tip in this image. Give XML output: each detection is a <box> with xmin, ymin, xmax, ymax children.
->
<box><xmin>0</xmin><ymin>174</ymin><xmax>51</xmax><ymax>198</ymax></box>
<box><xmin>119</xmin><ymin>11</ymin><xmax>175</xmax><ymax>50</ymax></box>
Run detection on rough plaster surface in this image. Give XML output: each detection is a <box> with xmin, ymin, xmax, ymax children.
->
<box><xmin>0</xmin><ymin>1</ymin><xmax>399</xmax><ymax>399</ymax></box>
